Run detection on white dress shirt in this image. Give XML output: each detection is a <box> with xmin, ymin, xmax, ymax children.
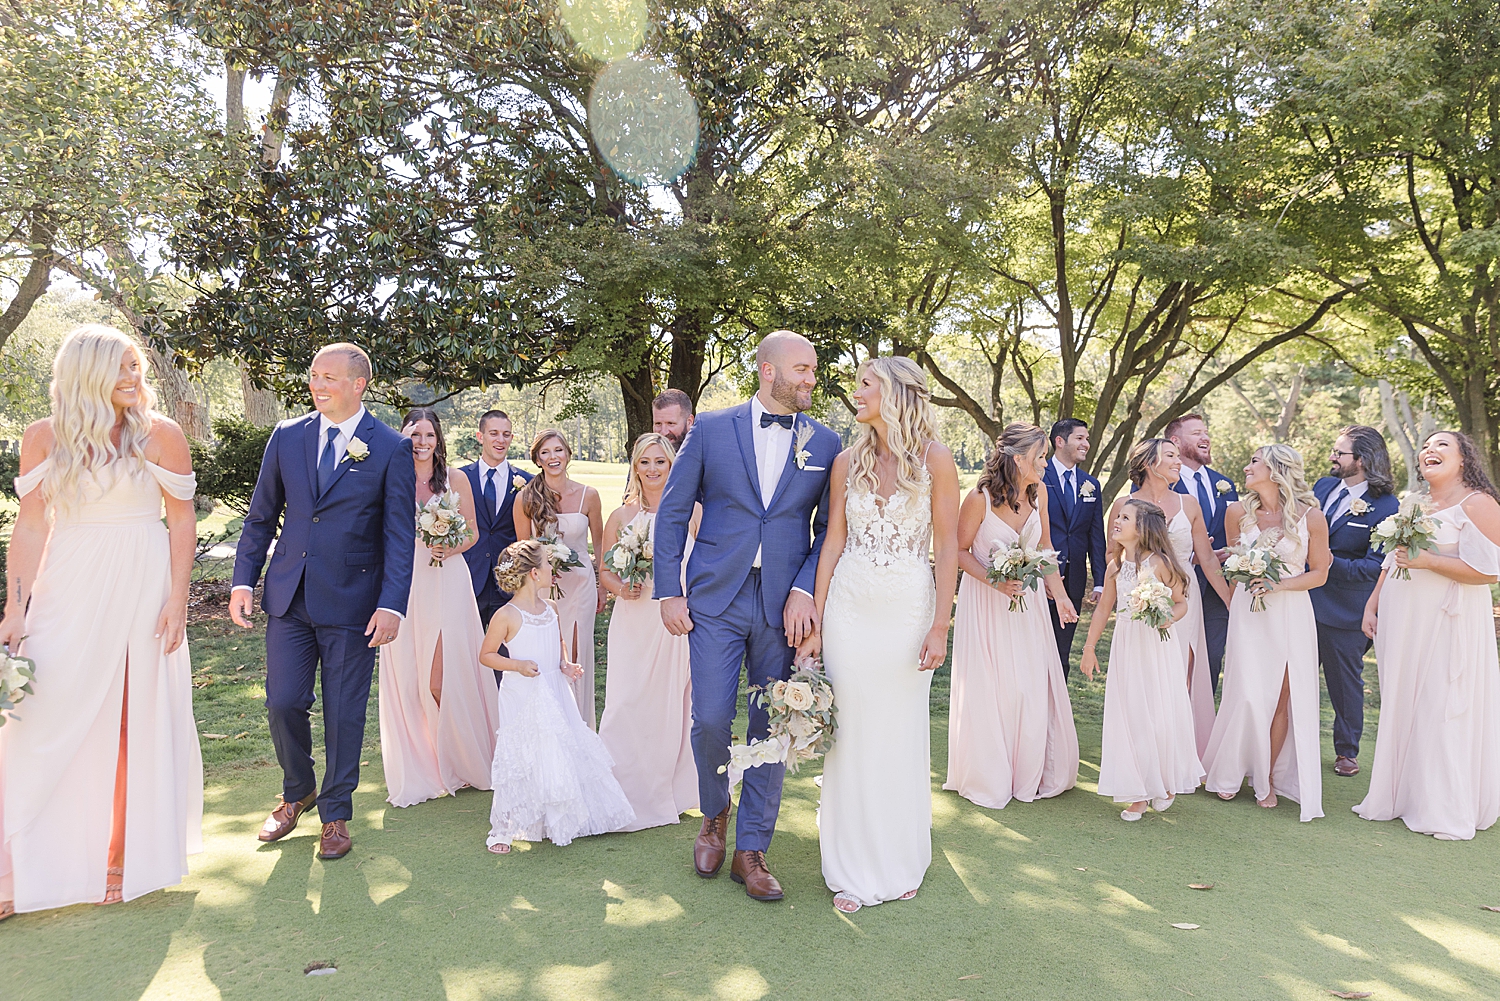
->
<box><xmin>1181</xmin><ymin>462</ymin><xmax>1216</xmax><ymax>520</ymax></box>
<box><xmin>748</xmin><ymin>396</ymin><xmax>807</xmax><ymax>597</ymax></box>
<box><xmin>1323</xmin><ymin>478</ymin><xmax>1368</xmax><ymax>524</ymax></box>
<box><xmin>477</xmin><ymin>456</ymin><xmax>512</xmax><ymax>516</ymax></box>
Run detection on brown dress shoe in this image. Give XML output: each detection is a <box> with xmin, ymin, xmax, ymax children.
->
<box><xmin>317</xmin><ymin>820</ymin><xmax>352</xmax><ymax>860</ymax></box>
<box><xmin>694</xmin><ymin>807</ymin><xmax>729</xmax><ymax>877</ymax></box>
<box><xmin>1334</xmin><ymin>756</ymin><xmax>1360</xmax><ymax>777</ymax></box>
<box><xmin>258</xmin><ymin>792</ymin><xmax>317</xmax><ymax>843</ymax></box>
<box><xmin>731</xmin><ymin>850</ymin><xmax>784</xmax><ymax>902</ymax></box>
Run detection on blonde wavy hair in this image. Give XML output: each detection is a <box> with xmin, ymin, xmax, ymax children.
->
<box><xmin>43</xmin><ymin>325</ymin><xmax>158</xmax><ymax>514</ymax></box>
<box><xmin>622</xmin><ymin>432</ymin><xmax>676</xmax><ymax>510</ymax></box>
<box><xmin>1239</xmin><ymin>443</ymin><xmax>1317</xmax><ymax>545</ymax></box>
<box><xmin>847</xmin><ymin>356</ymin><xmax>938</xmax><ymax>501</ymax></box>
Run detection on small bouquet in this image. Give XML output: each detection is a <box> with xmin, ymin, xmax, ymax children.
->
<box><xmin>605</xmin><ymin>516</ymin><xmax>653</xmax><ymax>590</ymax></box>
<box><xmin>1221</xmin><ymin>542</ymin><xmax>1290</xmax><ymax>612</ymax></box>
<box><xmin>0</xmin><ymin>645</ymin><xmax>37</xmax><ymax>727</ymax></box>
<box><xmin>416</xmin><ymin>490</ymin><xmax>469</xmax><ymax>566</ymax></box>
<box><xmin>1370</xmin><ymin>495</ymin><xmax>1439</xmax><ymax>580</ymax></box>
<box><xmin>987</xmin><ymin>541</ymin><xmax>1061</xmax><ymax>612</ymax></box>
<box><xmin>719</xmin><ymin>656</ymin><xmax>837</xmax><ymax>788</ymax></box>
<box><xmin>1124</xmin><ymin>569</ymin><xmax>1175</xmax><ymax>641</ymax></box>
<box><xmin>537</xmin><ymin>533</ymin><xmax>585</xmax><ymax>598</ymax></box>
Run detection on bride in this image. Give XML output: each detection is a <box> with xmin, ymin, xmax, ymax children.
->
<box><xmin>811</xmin><ymin>356</ymin><xmax>959</xmax><ymax>914</ymax></box>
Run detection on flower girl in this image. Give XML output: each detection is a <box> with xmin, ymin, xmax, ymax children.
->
<box><xmin>1081</xmin><ymin>499</ymin><xmax>1204</xmax><ymax>821</ymax></box>
<box><xmin>479</xmin><ymin>540</ymin><xmax>634</xmax><ymax>852</ymax></box>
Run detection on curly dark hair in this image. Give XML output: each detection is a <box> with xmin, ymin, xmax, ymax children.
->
<box><xmin>1419</xmin><ymin>431</ymin><xmax>1500</xmax><ymax>501</ymax></box>
<box><xmin>401</xmin><ymin>407</ymin><xmax>448</xmax><ymax>494</ymax></box>
<box><xmin>977</xmin><ymin>423</ymin><xmax>1047</xmax><ymax>513</ymax></box>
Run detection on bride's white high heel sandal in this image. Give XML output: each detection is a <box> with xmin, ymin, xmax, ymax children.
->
<box><xmin>833</xmin><ymin>893</ymin><xmax>861</xmax><ymax>914</ymax></box>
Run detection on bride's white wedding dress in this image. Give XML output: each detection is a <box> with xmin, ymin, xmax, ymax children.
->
<box><xmin>818</xmin><ymin>467</ymin><xmax>936</xmax><ymax>907</ymax></box>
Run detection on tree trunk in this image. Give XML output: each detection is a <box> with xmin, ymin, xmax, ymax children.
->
<box><xmin>238</xmin><ymin>360</ymin><xmax>285</xmax><ymax>426</ymax></box>
<box><xmin>145</xmin><ymin>344</ymin><xmax>211</xmax><ymax>440</ymax></box>
<box><xmin>1379</xmin><ymin>379</ymin><xmax>1436</xmax><ymax>493</ymax></box>
<box><xmin>616</xmin><ymin>360</ymin><xmax>655</xmax><ymax>450</ymax></box>
<box><xmin>261</xmin><ymin>73</ymin><xmax>295</xmax><ymax>169</ymax></box>
<box><xmin>0</xmin><ymin>210</ymin><xmax>55</xmax><ymax>351</ymax></box>
<box><xmin>667</xmin><ymin>308</ymin><xmax>711</xmax><ymax>404</ymax></box>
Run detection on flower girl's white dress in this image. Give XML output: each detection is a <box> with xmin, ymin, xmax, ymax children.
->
<box><xmin>486</xmin><ymin>602</ymin><xmax>634</xmax><ymax>848</ymax></box>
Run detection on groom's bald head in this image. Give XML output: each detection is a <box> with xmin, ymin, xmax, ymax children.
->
<box><xmin>756</xmin><ymin>329</ymin><xmax>817</xmax><ymax>413</ymax></box>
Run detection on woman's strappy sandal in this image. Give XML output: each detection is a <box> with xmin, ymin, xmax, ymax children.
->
<box><xmin>101</xmin><ymin>867</ymin><xmax>124</xmax><ymax>905</ymax></box>
<box><xmin>833</xmin><ymin>892</ymin><xmax>861</xmax><ymax>914</ymax></box>
<box><xmin>487</xmin><ymin>843</ymin><xmax>512</xmax><ymax>855</ymax></box>
<box><xmin>0</xmin><ymin>901</ymin><xmax>14</xmax><ymax>922</ymax></box>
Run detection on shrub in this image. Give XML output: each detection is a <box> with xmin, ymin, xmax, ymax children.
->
<box><xmin>191</xmin><ymin>417</ymin><xmax>274</xmax><ymax>514</ymax></box>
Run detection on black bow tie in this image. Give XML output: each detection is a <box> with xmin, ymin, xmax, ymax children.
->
<box><xmin>760</xmin><ymin>412</ymin><xmax>794</xmax><ymax>430</ymax></box>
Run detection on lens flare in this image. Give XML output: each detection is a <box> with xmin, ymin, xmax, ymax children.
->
<box><xmin>588</xmin><ymin>56</ymin><xmax>700</xmax><ymax>186</ymax></box>
<box><xmin>559</xmin><ymin>0</ymin><xmax>649</xmax><ymax>62</ymax></box>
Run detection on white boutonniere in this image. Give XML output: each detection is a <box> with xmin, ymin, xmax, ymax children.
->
<box><xmin>1215</xmin><ymin>479</ymin><xmax>1232</xmax><ymax>495</ymax></box>
<box><xmin>1079</xmin><ymin>480</ymin><xmax>1095</xmax><ymax>499</ymax></box>
<box><xmin>512</xmin><ymin>473</ymin><xmax>526</xmax><ymax>490</ymax></box>
<box><xmin>1349</xmin><ymin>497</ymin><xmax>1371</xmax><ymax>516</ymax></box>
<box><xmin>344</xmin><ymin>437</ymin><xmax>369</xmax><ymax>462</ymax></box>
<box><xmin>793</xmin><ymin>421</ymin><xmax>815</xmax><ymax>470</ymax></box>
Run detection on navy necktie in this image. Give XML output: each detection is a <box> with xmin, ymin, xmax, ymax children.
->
<box><xmin>1195</xmin><ymin>471</ymin><xmax>1213</xmax><ymax>523</ymax></box>
<box><xmin>1326</xmin><ymin>487</ymin><xmax>1349</xmax><ymax>521</ymax></box>
<box><xmin>483</xmin><ymin>467</ymin><xmax>498</xmax><ymax>518</ymax></box>
<box><xmin>760</xmin><ymin>412</ymin><xmax>793</xmax><ymax>430</ymax></box>
<box><xmin>317</xmin><ymin>425</ymin><xmax>340</xmax><ymax>496</ymax></box>
<box><xmin>1062</xmin><ymin>468</ymin><xmax>1076</xmax><ymax>519</ymax></box>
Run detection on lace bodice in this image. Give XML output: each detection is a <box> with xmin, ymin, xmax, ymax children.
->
<box><xmin>843</xmin><ymin>471</ymin><xmax>932</xmax><ymax>569</ymax></box>
<box><xmin>1242</xmin><ymin>511</ymin><xmax>1310</xmax><ymax>569</ymax></box>
<box><xmin>1113</xmin><ymin>558</ymin><xmax>1156</xmax><ymax>611</ymax></box>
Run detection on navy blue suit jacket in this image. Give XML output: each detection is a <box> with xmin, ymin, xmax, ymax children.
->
<box><xmin>655</xmin><ymin>403</ymin><xmax>838</xmax><ymax>627</ymax></box>
<box><xmin>233</xmin><ymin>410</ymin><xmax>416</xmax><ymax>627</ymax></box>
<box><xmin>1309</xmin><ymin>476</ymin><xmax>1398</xmax><ymax>632</ymax></box>
<box><xmin>1042</xmin><ymin>462</ymin><xmax>1107</xmax><ymax>590</ymax></box>
<box><xmin>460</xmin><ymin>460</ymin><xmax>533</xmax><ymax>600</ymax></box>
<box><xmin>1174</xmin><ymin>466</ymin><xmax>1239</xmax><ymax>548</ymax></box>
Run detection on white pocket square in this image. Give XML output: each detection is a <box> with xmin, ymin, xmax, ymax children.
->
<box><xmin>1347</xmin><ymin>522</ymin><xmax>1368</xmax><ymax>528</ymax></box>
<box><xmin>802</xmin><ymin>465</ymin><xmax>827</xmax><ymax>472</ymax></box>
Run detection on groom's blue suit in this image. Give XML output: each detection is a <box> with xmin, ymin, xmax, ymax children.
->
<box><xmin>234</xmin><ymin>409</ymin><xmax>415</xmax><ymax>822</ymax></box>
<box><xmin>655</xmin><ymin>402</ymin><xmax>840</xmax><ymax>852</ymax></box>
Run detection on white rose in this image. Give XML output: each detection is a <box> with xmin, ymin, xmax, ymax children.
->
<box><xmin>787</xmin><ymin>713</ymin><xmax>813</xmax><ymax>738</ymax></box>
<box><xmin>0</xmin><ymin>660</ymin><xmax>22</xmax><ymax>692</ymax></box>
<box><xmin>419</xmin><ymin>512</ymin><xmax>437</xmax><ymax>532</ymax></box>
<box><xmin>1223</xmin><ymin>554</ymin><xmax>1243</xmax><ymax>573</ymax></box>
<box><xmin>345</xmin><ymin>436</ymin><xmax>369</xmax><ymax>461</ymax></box>
<box><xmin>783</xmin><ymin>681</ymin><xmax>815</xmax><ymax>711</ymax></box>
<box><xmin>642</xmin><ymin>539</ymin><xmax>654</xmax><ymax>559</ymax></box>
<box><xmin>770</xmin><ymin>680</ymin><xmax>789</xmax><ymax>702</ymax></box>
<box><xmin>611</xmin><ymin>550</ymin><xmax>631</xmax><ymax>571</ymax></box>
<box><xmin>814</xmin><ymin>685</ymin><xmax>833</xmax><ymax>711</ymax></box>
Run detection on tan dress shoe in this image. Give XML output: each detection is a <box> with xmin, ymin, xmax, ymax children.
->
<box><xmin>694</xmin><ymin>807</ymin><xmax>729</xmax><ymax>877</ymax></box>
<box><xmin>318</xmin><ymin>820</ymin><xmax>352</xmax><ymax>860</ymax></box>
<box><xmin>731</xmin><ymin>850</ymin><xmax>784</xmax><ymax>901</ymax></box>
<box><xmin>1334</xmin><ymin>756</ymin><xmax>1360</xmax><ymax>777</ymax></box>
<box><xmin>258</xmin><ymin>792</ymin><xmax>317</xmax><ymax>843</ymax></box>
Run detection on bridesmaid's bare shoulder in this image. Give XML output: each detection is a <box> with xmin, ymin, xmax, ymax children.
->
<box><xmin>604</xmin><ymin>501</ymin><xmax>641</xmax><ymax>541</ymax></box>
<box><xmin>1460</xmin><ymin>491</ymin><xmax>1500</xmax><ymax>547</ymax></box>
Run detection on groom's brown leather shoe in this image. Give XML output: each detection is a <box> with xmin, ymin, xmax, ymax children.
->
<box><xmin>731</xmin><ymin>850</ymin><xmax>784</xmax><ymax>901</ymax></box>
<box><xmin>1334</xmin><ymin>756</ymin><xmax>1360</xmax><ymax>777</ymax></box>
<box><xmin>694</xmin><ymin>807</ymin><xmax>729</xmax><ymax>877</ymax></box>
<box><xmin>258</xmin><ymin>792</ymin><xmax>317</xmax><ymax>843</ymax></box>
<box><xmin>317</xmin><ymin>820</ymin><xmax>352</xmax><ymax>860</ymax></box>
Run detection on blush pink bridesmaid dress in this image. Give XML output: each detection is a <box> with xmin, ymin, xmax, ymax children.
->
<box><xmin>944</xmin><ymin>494</ymin><xmax>1079</xmax><ymax>809</ymax></box>
<box><xmin>1166</xmin><ymin>501</ymin><xmax>1218</xmax><ymax>758</ymax></box>
<box><xmin>1354</xmin><ymin>499</ymin><xmax>1500</xmax><ymax>839</ymax></box>
<box><xmin>552</xmin><ymin>495</ymin><xmax>598</xmax><ymax>729</ymax></box>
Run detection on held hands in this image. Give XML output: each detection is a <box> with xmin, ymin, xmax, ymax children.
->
<box><xmin>783</xmin><ymin>590</ymin><xmax>819</xmax><ymax>649</ymax></box>
<box><xmin>660</xmin><ymin>596</ymin><xmax>694</xmax><ymax>635</ymax></box>
<box><xmin>228</xmin><ymin>589</ymin><xmax>255</xmax><ymax>629</ymax></box>
<box><xmin>155</xmin><ymin>596</ymin><xmax>188</xmax><ymax>655</ymax></box>
<box><xmin>365</xmin><ymin>609</ymin><xmax>401</xmax><ymax>648</ymax></box>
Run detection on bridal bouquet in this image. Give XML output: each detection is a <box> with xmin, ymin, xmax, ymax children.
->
<box><xmin>0</xmin><ymin>645</ymin><xmax>36</xmax><ymax>727</ymax></box>
<box><xmin>416</xmin><ymin>490</ymin><xmax>469</xmax><ymax>566</ymax></box>
<box><xmin>605</xmin><ymin>516</ymin><xmax>653</xmax><ymax>589</ymax></box>
<box><xmin>720</xmin><ymin>656</ymin><xmax>837</xmax><ymax>788</ymax></box>
<box><xmin>1221</xmin><ymin>543</ymin><xmax>1290</xmax><ymax>612</ymax></box>
<box><xmin>537</xmin><ymin>533</ymin><xmax>584</xmax><ymax>598</ymax></box>
<box><xmin>1125</xmin><ymin>571</ymin><xmax>1175</xmax><ymax>641</ymax></box>
<box><xmin>986</xmin><ymin>541</ymin><xmax>1060</xmax><ymax>612</ymax></box>
<box><xmin>1370</xmin><ymin>495</ymin><xmax>1439</xmax><ymax>580</ymax></box>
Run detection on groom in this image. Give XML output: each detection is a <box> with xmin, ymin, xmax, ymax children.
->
<box><xmin>655</xmin><ymin>330</ymin><xmax>840</xmax><ymax>902</ymax></box>
<box><xmin>230</xmin><ymin>343</ymin><xmax>415</xmax><ymax>860</ymax></box>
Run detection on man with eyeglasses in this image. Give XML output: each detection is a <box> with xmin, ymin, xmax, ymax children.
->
<box><xmin>1310</xmin><ymin>426</ymin><xmax>1399</xmax><ymax>778</ymax></box>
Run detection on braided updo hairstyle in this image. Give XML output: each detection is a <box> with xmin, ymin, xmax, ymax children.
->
<box><xmin>494</xmin><ymin>538</ymin><xmax>549</xmax><ymax>593</ymax></box>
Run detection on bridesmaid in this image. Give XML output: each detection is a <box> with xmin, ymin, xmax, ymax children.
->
<box><xmin>1081</xmin><ymin>499</ymin><xmax>1202</xmax><ymax>821</ymax></box>
<box><xmin>377</xmin><ymin>408</ymin><xmax>498</xmax><ymax>808</ymax></box>
<box><xmin>515</xmin><ymin>429</ymin><xmax>605</xmax><ymax>729</ymax></box>
<box><xmin>1355</xmin><ymin>431</ymin><xmax>1500</xmax><ymax>840</ymax></box>
<box><xmin>0</xmin><ymin>326</ymin><xmax>202</xmax><ymax>919</ymax></box>
<box><xmin>1108</xmin><ymin>438</ymin><xmax>1232</xmax><ymax>757</ymax></box>
<box><xmin>1202</xmin><ymin>444</ymin><xmax>1331</xmax><ymax>821</ymax></box>
<box><xmin>945</xmin><ymin>423</ymin><xmax>1080</xmax><ymax>809</ymax></box>
<box><xmin>598</xmin><ymin>433</ymin><xmax>699</xmax><ymax>830</ymax></box>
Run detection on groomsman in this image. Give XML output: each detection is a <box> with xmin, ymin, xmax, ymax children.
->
<box><xmin>652</xmin><ymin>389</ymin><xmax>695</xmax><ymax>449</ymax></box>
<box><xmin>462</xmin><ymin>410</ymin><xmax>533</xmax><ymax>629</ymax></box>
<box><xmin>1310</xmin><ymin>425</ymin><xmax>1397</xmax><ymax>778</ymax></box>
<box><xmin>1167</xmin><ymin>413</ymin><xmax>1238</xmax><ymax>691</ymax></box>
<box><xmin>1042</xmin><ymin>418</ymin><xmax>1106</xmax><ymax>674</ymax></box>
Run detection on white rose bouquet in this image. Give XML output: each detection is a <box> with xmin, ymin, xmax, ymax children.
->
<box><xmin>1370</xmin><ymin>495</ymin><xmax>1440</xmax><ymax>580</ymax></box>
<box><xmin>537</xmin><ymin>533</ymin><xmax>585</xmax><ymax>598</ymax></box>
<box><xmin>1221</xmin><ymin>543</ymin><xmax>1290</xmax><ymax>612</ymax></box>
<box><xmin>605</xmin><ymin>516</ymin><xmax>653</xmax><ymax>589</ymax></box>
<box><xmin>986</xmin><ymin>541</ymin><xmax>1061</xmax><ymax>612</ymax></box>
<box><xmin>0</xmin><ymin>645</ymin><xmax>37</xmax><ymax>727</ymax></box>
<box><xmin>1124</xmin><ymin>570</ymin><xmax>1175</xmax><ymax>641</ymax></box>
<box><xmin>415</xmin><ymin>490</ymin><xmax>469</xmax><ymax>566</ymax></box>
<box><xmin>719</xmin><ymin>655</ymin><xmax>837</xmax><ymax>787</ymax></box>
